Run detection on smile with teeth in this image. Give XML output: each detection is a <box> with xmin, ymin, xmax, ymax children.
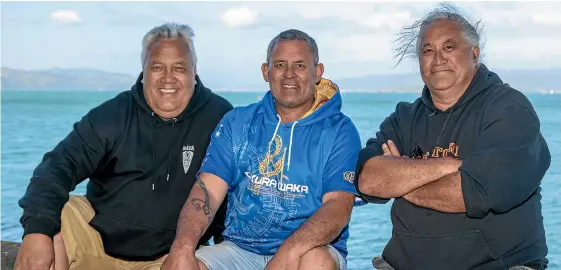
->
<box><xmin>282</xmin><ymin>84</ymin><xmax>298</xmax><ymax>89</ymax></box>
<box><xmin>159</xmin><ymin>88</ymin><xmax>178</xmax><ymax>93</ymax></box>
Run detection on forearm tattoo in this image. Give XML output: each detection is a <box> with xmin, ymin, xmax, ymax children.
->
<box><xmin>191</xmin><ymin>179</ymin><xmax>213</xmax><ymax>226</ymax></box>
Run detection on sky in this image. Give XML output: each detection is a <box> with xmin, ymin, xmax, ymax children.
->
<box><xmin>2</xmin><ymin>1</ymin><xmax>561</xmax><ymax>83</ymax></box>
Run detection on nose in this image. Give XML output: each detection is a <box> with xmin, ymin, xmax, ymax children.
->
<box><xmin>162</xmin><ymin>69</ymin><xmax>176</xmax><ymax>83</ymax></box>
<box><xmin>433</xmin><ymin>49</ymin><xmax>447</xmax><ymax>66</ymax></box>
<box><xmin>283</xmin><ymin>65</ymin><xmax>296</xmax><ymax>79</ymax></box>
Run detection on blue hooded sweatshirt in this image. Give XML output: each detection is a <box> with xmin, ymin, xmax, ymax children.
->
<box><xmin>198</xmin><ymin>79</ymin><xmax>361</xmax><ymax>257</ymax></box>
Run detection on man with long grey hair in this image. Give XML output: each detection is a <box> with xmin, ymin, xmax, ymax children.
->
<box><xmin>14</xmin><ymin>22</ymin><xmax>232</xmax><ymax>270</ymax></box>
<box><xmin>355</xmin><ymin>4</ymin><xmax>550</xmax><ymax>270</ymax></box>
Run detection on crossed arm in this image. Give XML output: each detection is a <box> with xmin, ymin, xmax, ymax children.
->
<box><xmin>358</xmin><ymin>140</ymin><xmax>465</xmax><ymax>213</ymax></box>
<box><xmin>403</xmin><ymin>171</ymin><xmax>465</xmax><ymax>212</ymax></box>
<box><xmin>358</xmin><ymin>103</ymin><xmax>550</xmax><ymax>216</ymax></box>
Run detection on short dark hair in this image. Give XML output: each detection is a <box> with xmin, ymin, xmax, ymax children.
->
<box><xmin>266</xmin><ymin>29</ymin><xmax>319</xmax><ymax>66</ymax></box>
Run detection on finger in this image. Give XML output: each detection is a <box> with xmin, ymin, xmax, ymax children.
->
<box><xmin>382</xmin><ymin>144</ymin><xmax>391</xmax><ymax>156</ymax></box>
<box><xmin>13</xmin><ymin>253</ymin><xmax>23</xmax><ymax>270</ymax></box>
<box><xmin>387</xmin><ymin>140</ymin><xmax>401</xmax><ymax>156</ymax></box>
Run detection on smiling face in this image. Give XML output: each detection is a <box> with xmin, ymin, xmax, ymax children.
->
<box><xmin>261</xmin><ymin>40</ymin><xmax>324</xmax><ymax>111</ymax></box>
<box><xmin>143</xmin><ymin>38</ymin><xmax>197</xmax><ymax>119</ymax></box>
<box><xmin>419</xmin><ymin>19</ymin><xmax>479</xmax><ymax>93</ymax></box>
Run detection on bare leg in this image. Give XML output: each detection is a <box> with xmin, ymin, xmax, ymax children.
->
<box><xmin>51</xmin><ymin>233</ymin><xmax>69</xmax><ymax>270</ymax></box>
<box><xmin>198</xmin><ymin>259</ymin><xmax>209</xmax><ymax>270</ymax></box>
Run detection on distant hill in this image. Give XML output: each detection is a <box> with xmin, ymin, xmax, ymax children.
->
<box><xmin>1</xmin><ymin>66</ymin><xmax>560</xmax><ymax>93</ymax></box>
<box><xmin>336</xmin><ymin>72</ymin><xmax>423</xmax><ymax>93</ymax></box>
<box><xmin>1</xmin><ymin>67</ymin><xmax>137</xmax><ymax>91</ymax></box>
<box><xmin>491</xmin><ymin>68</ymin><xmax>561</xmax><ymax>93</ymax></box>
<box><xmin>336</xmin><ymin>68</ymin><xmax>561</xmax><ymax>93</ymax></box>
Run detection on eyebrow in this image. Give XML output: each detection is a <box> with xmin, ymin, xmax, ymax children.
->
<box><xmin>273</xmin><ymin>60</ymin><xmax>306</xmax><ymax>64</ymax></box>
<box><xmin>150</xmin><ymin>60</ymin><xmax>188</xmax><ymax>65</ymax></box>
<box><xmin>423</xmin><ymin>38</ymin><xmax>456</xmax><ymax>47</ymax></box>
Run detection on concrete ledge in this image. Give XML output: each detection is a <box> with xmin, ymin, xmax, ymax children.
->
<box><xmin>1</xmin><ymin>241</ymin><xmax>20</xmax><ymax>270</ymax></box>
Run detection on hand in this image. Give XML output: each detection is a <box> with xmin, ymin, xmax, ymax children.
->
<box><xmin>383</xmin><ymin>141</ymin><xmax>416</xmax><ymax>201</ymax></box>
<box><xmin>382</xmin><ymin>140</ymin><xmax>406</xmax><ymax>157</ymax></box>
<box><xmin>14</xmin><ymin>233</ymin><xmax>54</xmax><ymax>270</ymax></box>
<box><xmin>265</xmin><ymin>248</ymin><xmax>300</xmax><ymax>270</ymax></box>
<box><xmin>161</xmin><ymin>248</ymin><xmax>200</xmax><ymax>270</ymax></box>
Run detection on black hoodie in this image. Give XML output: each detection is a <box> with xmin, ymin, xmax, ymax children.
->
<box><xmin>355</xmin><ymin>64</ymin><xmax>551</xmax><ymax>270</ymax></box>
<box><xmin>19</xmin><ymin>73</ymin><xmax>233</xmax><ymax>261</ymax></box>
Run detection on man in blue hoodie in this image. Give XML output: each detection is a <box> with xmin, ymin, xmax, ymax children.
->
<box><xmin>356</xmin><ymin>4</ymin><xmax>551</xmax><ymax>270</ymax></box>
<box><xmin>162</xmin><ymin>29</ymin><xmax>361</xmax><ymax>270</ymax></box>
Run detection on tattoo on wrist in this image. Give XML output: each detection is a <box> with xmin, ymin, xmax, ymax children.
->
<box><xmin>191</xmin><ymin>179</ymin><xmax>213</xmax><ymax>233</ymax></box>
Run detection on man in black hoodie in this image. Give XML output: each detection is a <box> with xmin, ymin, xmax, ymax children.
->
<box><xmin>14</xmin><ymin>23</ymin><xmax>233</xmax><ymax>270</ymax></box>
<box><xmin>355</xmin><ymin>4</ymin><xmax>551</xmax><ymax>270</ymax></box>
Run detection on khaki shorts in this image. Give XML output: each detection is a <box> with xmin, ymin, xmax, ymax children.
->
<box><xmin>59</xmin><ymin>195</ymin><xmax>166</xmax><ymax>270</ymax></box>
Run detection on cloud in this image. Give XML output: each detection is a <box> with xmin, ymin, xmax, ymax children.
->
<box><xmin>50</xmin><ymin>9</ymin><xmax>81</xmax><ymax>24</ymax></box>
<box><xmin>532</xmin><ymin>13</ymin><xmax>561</xmax><ymax>26</ymax></box>
<box><xmin>323</xmin><ymin>33</ymin><xmax>397</xmax><ymax>63</ymax></box>
<box><xmin>460</xmin><ymin>2</ymin><xmax>561</xmax><ymax>27</ymax></box>
<box><xmin>357</xmin><ymin>11</ymin><xmax>413</xmax><ymax>31</ymax></box>
<box><xmin>3</xmin><ymin>1</ymin><xmax>559</xmax><ymax>80</ymax></box>
<box><xmin>486</xmin><ymin>36</ymin><xmax>561</xmax><ymax>61</ymax></box>
<box><xmin>221</xmin><ymin>6</ymin><xmax>258</xmax><ymax>28</ymax></box>
<box><xmin>270</xmin><ymin>2</ymin><xmax>419</xmax><ymax>32</ymax></box>
<box><xmin>209</xmin><ymin>1</ymin><xmax>560</xmax><ymax>69</ymax></box>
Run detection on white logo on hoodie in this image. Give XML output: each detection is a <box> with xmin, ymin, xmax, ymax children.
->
<box><xmin>182</xmin><ymin>145</ymin><xmax>195</xmax><ymax>174</ymax></box>
<box><xmin>343</xmin><ymin>171</ymin><xmax>355</xmax><ymax>184</ymax></box>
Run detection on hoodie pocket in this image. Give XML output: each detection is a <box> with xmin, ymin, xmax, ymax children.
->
<box><xmin>384</xmin><ymin>229</ymin><xmax>501</xmax><ymax>270</ymax></box>
<box><xmin>89</xmin><ymin>212</ymin><xmax>174</xmax><ymax>261</ymax></box>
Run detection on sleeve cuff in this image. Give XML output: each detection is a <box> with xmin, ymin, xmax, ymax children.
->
<box><xmin>460</xmin><ymin>168</ymin><xmax>487</xmax><ymax>218</ymax></box>
<box><xmin>355</xmin><ymin>177</ymin><xmax>391</xmax><ymax>205</ymax></box>
<box><xmin>197</xmin><ymin>167</ymin><xmax>231</xmax><ymax>186</ymax></box>
<box><xmin>22</xmin><ymin>218</ymin><xmax>59</xmax><ymax>239</ymax></box>
<box><xmin>323</xmin><ymin>187</ymin><xmax>359</xmax><ymax>197</ymax></box>
<box><xmin>354</xmin><ymin>146</ymin><xmax>390</xmax><ymax>204</ymax></box>
<box><xmin>356</xmin><ymin>146</ymin><xmax>382</xmax><ymax>175</ymax></box>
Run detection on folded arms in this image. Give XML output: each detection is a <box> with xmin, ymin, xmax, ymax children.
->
<box><xmin>356</xmin><ymin>105</ymin><xmax>551</xmax><ymax>217</ymax></box>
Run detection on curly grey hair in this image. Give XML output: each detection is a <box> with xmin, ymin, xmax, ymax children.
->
<box><xmin>393</xmin><ymin>3</ymin><xmax>484</xmax><ymax>66</ymax></box>
<box><xmin>141</xmin><ymin>22</ymin><xmax>197</xmax><ymax>67</ymax></box>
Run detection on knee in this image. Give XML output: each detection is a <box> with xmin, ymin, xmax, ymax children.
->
<box><xmin>53</xmin><ymin>233</ymin><xmax>64</xmax><ymax>246</ymax></box>
<box><xmin>198</xmin><ymin>259</ymin><xmax>209</xmax><ymax>270</ymax></box>
<box><xmin>53</xmin><ymin>233</ymin><xmax>67</xmax><ymax>256</ymax></box>
<box><xmin>52</xmin><ymin>233</ymin><xmax>70</xmax><ymax>270</ymax></box>
<box><xmin>299</xmin><ymin>247</ymin><xmax>338</xmax><ymax>270</ymax></box>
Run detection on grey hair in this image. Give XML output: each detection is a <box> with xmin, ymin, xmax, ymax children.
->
<box><xmin>393</xmin><ymin>3</ymin><xmax>484</xmax><ymax>66</ymax></box>
<box><xmin>141</xmin><ymin>22</ymin><xmax>197</xmax><ymax>67</ymax></box>
<box><xmin>266</xmin><ymin>29</ymin><xmax>319</xmax><ymax>66</ymax></box>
